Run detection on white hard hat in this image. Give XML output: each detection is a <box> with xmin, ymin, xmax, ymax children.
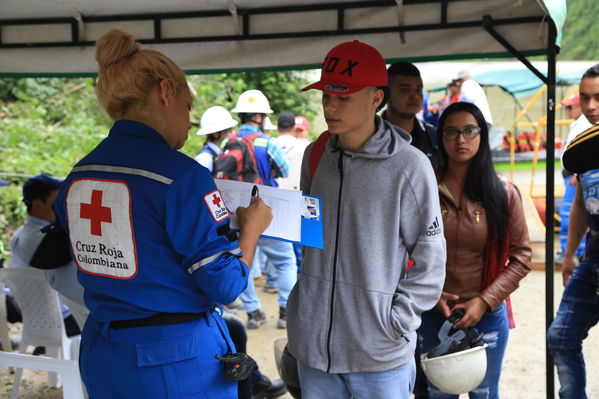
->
<box><xmin>263</xmin><ymin>116</ymin><xmax>276</xmax><ymax>131</ymax></box>
<box><xmin>421</xmin><ymin>344</ymin><xmax>488</xmax><ymax>394</ymax></box>
<box><xmin>274</xmin><ymin>338</ymin><xmax>301</xmax><ymax>399</ymax></box>
<box><xmin>231</xmin><ymin>89</ymin><xmax>273</xmax><ymax>114</ymax></box>
<box><xmin>196</xmin><ymin>106</ymin><xmax>238</xmax><ymax>136</ymax></box>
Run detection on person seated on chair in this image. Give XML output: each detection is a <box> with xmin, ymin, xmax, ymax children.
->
<box><xmin>9</xmin><ymin>174</ymin><xmax>83</xmax><ymax>341</ymax></box>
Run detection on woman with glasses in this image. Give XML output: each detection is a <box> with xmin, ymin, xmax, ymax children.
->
<box><xmin>418</xmin><ymin>102</ymin><xmax>532</xmax><ymax>398</ymax></box>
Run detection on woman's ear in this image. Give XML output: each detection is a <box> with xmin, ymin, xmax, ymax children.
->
<box><xmin>157</xmin><ymin>80</ymin><xmax>172</xmax><ymax>107</ymax></box>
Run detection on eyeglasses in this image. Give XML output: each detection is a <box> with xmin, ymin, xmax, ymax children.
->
<box><xmin>442</xmin><ymin>126</ymin><xmax>481</xmax><ymax>140</ymax></box>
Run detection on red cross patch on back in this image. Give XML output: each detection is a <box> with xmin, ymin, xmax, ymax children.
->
<box><xmin>66</xmin><ymin>178</ymin><xmax>138</xmax><ymax>279</ymax></box>
<box><xmin>204</xmin><ymin>189</ymin><xmax>230</xmax><ymax>222</ymax></box>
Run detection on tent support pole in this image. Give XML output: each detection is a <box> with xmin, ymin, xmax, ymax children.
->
<box><xmin>482</xmin><ymin>15</ymin><xmax>548</xmax><ymax>85</ymax></box>
<box><xmin>545</xmin><ymin>20</ymin><xmax>557</xmax><ymax>399</ymax></box>
<box><xmin>483</xmin><ymin>12</ymin><xmax>558</xmax><ymax>398</ymax></box>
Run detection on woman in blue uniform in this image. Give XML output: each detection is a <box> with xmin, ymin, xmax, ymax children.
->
<box><xmin>53</xmin><ymin>29</ymin><xmax>272</xmax><ymax>398</ymax></box>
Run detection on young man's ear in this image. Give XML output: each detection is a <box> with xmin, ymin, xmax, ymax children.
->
<box><xmin>372</xmin><ymin>88</ymin><xmax>384</xmax><ymax>110</ymax></box>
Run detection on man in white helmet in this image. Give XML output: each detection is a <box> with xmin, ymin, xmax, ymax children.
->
<box><xmin>195</xmin><ymin>106</ymin><xmax>238</xmax><ymax>172</ymax></box>
<box><xmin>231</xmin><ymin>89</ymin><xmax>296</xmax><ymax>330</ymax></box>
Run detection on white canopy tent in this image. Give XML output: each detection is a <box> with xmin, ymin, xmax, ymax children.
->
<box><xmin>0</xmin><ymin>0</ymin><xmax>564</xmax><ymax>76</ymax></box>
<box><xmin>0</xmin><ymin>1</ymin><xmax>567</xmax><ymax>397</ymax></box>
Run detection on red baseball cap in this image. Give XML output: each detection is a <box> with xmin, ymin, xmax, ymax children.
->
<box><xmin>294</xmin><ymin>116</ymin><xmax>310</xmax><ymax>131</ymax></box>
<box><xmin>561</xmin><ymin>93</ymin><xmax>580</xmax><ymax>106</ymax></box>
<box><xmin>302</xmin><ymin>40</ymin><xmax>388</xmax><ymax>95</ymax></box>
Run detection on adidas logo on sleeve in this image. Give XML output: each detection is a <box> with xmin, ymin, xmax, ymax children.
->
<box><xmin>426</xmin><ymin>216</ymin><xmax>442</xmax><ymax>236</ymax></box>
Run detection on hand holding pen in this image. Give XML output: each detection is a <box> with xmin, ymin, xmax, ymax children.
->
<box><xmin>237</xmin><ymin>184</ymin><xmax>271</xmax><ymax>234</ymax></box>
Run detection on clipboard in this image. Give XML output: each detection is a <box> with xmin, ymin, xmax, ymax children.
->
<box><xmin>214</xmin><ymin>179</ymin><xmax>323</xmax><ymax>249</ymax></box>
<box><xmin>299</xmin><ymin>195</ymin><xmax>323</xmax><ymax>249</ymax></box>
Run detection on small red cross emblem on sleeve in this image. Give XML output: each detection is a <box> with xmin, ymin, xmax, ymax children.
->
<box><xmin>80</xmin><ymin>189</ymin><xmax>112</xmax><ymax>236</ymax></box>
<box><xmin>212</xmin><ymin>193</ymin><xmax>222</xmax><ymax>208</ymax></box>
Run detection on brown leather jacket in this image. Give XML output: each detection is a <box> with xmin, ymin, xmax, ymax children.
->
<box><xmin>439</xmin><ymin>180</ymin><xmax>532</xmax><ymax>311</ymax></box>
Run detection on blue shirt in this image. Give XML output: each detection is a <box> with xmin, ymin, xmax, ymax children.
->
<box><xmin>10</xmin><ymin>215</ymin><xmax>79</xmax><ymax>318</ymax></box>
<box><xmin>54</xmin><ymin>120</ymin><xmax>248</xmax><ymax>322</ymax></box>
<box><xmin>236</xmin><ymin>124</ymin><xmax>290</xmax><ymax>186</ymax></box>
<box><xmin>581</xmin><ymin>168</ymin><xmax>599</xmax><ymax>260</ymax></box>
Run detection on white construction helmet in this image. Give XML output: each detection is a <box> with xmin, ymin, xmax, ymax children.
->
<box><xmin>263</xmin><ymin>116</ymin><xmax>276</xmax><ymax>131</ymax></box>
<box><xmin>421</xmin><ymin>345</ymin><xmax>487</xmax><ymax>394</ymax></box>
<box><xmin>196</xmin><ymin>106</ymin><xmax>238</xmax><ymax>136</ymax></box>
<box><xmin>420</xmin><ymin>310</ymin><xmax>488</xmax><ymax>395</ymax></box>
<box><xmin>274</xmin><ymin>338</ymin><xmax>301</xmax><ymax>399</ymax></box>
<box><xmin>231</xmin><ymin>89</ymin><xmax>273</xmax><ymax>114</ymax></box>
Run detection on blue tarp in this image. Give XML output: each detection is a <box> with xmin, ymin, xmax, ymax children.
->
<box><xmin>429</xmin><ymin>69</ymin><xmax>584</xmax><ymax>98</ymax></box>
<box><xmin>474</xmin><ymin>69</ymin><xmax>584</xmax><ymax>98</ymax></box>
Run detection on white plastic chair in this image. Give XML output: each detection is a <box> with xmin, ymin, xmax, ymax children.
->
<box><xmin>0</xmin><ymin>267</ymin><xmax>81</xmax><ymax>399</ymax></box>
<box><xmin>58</xmin><ymin>294</ymin><xmax>89</xmax><ymax>333</ymax></box>
<box><xmin>0</xmin><ymin>285</ymin><xmax>11</xmax><ymax>352</ymax></box>
<box><xmin>0</xmin><ymin>351</ymin><xmax>84</xmax><ymax>399</ymax></box>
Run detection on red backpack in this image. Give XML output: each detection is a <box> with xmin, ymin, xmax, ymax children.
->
<box><xmin>308</xmin><ymin>131</ymin><xmax>331</xmax><ymax>183</ymax></box>
<box><xmin>213</xmin><ymin>133</ymin><xmax>263</xmax><ymax>184</ymax></box>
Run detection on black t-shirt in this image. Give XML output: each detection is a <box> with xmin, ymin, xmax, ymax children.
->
<box><xmin>410</xmin><ymin>119</ymin><xmax>443</xmax><ymax>170</ymax></box>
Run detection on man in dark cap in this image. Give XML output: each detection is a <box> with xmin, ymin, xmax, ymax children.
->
<box><xmin>10</xmin><ymin>174</ymin><xmax>84</xmax><ymax>338</ymax></box>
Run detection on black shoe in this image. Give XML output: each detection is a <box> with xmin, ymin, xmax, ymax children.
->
<box><xmin>32</xmin><ymin>346</ymin><xmax>46</xmax><ymax>356</ymax></box>
<box><xmin>252</xmin><ymin>374</ymin><xmax>288</xmax><ymax>399</ymax></box>
<box><xmin>247</xmin><ymin>309</ymin><xmax>267</xmax><ymax>329</ymax></box>
<box><xmin>277</xmin><ymin>306</ymin><xmax>287</xmax><ymax>329</ymax></box>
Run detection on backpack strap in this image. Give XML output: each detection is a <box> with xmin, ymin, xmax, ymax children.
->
<box><xmin>309</xmin><ymin>131</ymin><xmax>331</xmax><ymax>183</ymax></box>
<box><xmin>241</xmin><ymin>132</ymin><xmax>264</xmax><ymax>184</ymax></box>
<box><xmin>201</xmin><ymin>144</ymin><xmax>219</xmax><ymax>161</ymax></box>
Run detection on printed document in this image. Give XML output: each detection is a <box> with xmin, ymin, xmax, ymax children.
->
<box><xmin>215</xmin><ymin>179</ymin><xmax>302</xmax><ymax>242</ymax></box>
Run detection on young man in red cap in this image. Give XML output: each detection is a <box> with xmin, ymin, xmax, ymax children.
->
<box><xmin>286</xmin><ymin>40</ymin><xmax>446</xmax><ymax>399</ymax></box>
<box><xmin>562</xmin><ymin>93</ymin><xmax>592</xmax><ymax>150</ymax></box>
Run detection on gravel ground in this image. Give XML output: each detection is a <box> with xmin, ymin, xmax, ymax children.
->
<box><xmin>2</xmin><ymin>270</ymin><xmax>597</xmax><ymax>398</ymax></box>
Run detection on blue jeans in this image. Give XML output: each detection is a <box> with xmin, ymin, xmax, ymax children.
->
<box><xmin>241</xmin><ymin>237</ymin><xmax>297</xmax><ymax>311</ymax></box>
<box><xmin>547</xmin><ymin>260</ymin><xmax>599</xmax><ymax>399</ymax></box>
<box><xmin>297</xmin><ymin>359</ymin><xmax>416</xmax><ymax>399</ymax></box>
<box><xmin>419</xmin><ymin>303</ymin><xmax>509</xmax><ymax>399</ymax></box>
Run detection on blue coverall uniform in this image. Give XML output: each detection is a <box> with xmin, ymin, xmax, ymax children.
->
<box><xmin>54</xmin><ymin>120</ymin><xmax>248</xmax><ymax>398</ymax></box>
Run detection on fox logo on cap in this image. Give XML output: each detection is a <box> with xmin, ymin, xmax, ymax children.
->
<box><xmin>303</xmin><ymin>40</ymin><xmax>388</xmax><ymax>95</ymax></box>
<box><xmin>323</xmin><ymin>57</ymin><xmax>360</xmax><ymax>76</ymax></box>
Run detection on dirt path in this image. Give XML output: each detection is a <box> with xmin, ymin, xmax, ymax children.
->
<box><xmin>2</xmin><ymin>270</ymin><xmax>598</xmax><ymax>398</ymax></box>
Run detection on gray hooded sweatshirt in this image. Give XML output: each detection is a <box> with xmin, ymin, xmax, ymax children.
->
<box><xmin>287</xmin><ymin>116</ymin><xmax>446</xmax><ymax>374</ymax></box>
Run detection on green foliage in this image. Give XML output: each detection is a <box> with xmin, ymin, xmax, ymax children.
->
<box><xmin>0</xmin><ymin>77</ymin><xmax>111</xmax><ymax>252</ymax></box>
<box><xmin>558</xmin><ymin>0</ymin><xmax>599</xmax><ymax>60</ymax></box>
<box><xmin>0</xmin><ymin>184</ymin><xmax>24</xmax><ymax>259</ymax></box>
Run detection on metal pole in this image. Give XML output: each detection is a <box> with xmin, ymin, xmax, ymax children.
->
<box><xmin>545</xmin><ymin>19</ymin><xmax>557</xmax><ymax>399</ymax></box>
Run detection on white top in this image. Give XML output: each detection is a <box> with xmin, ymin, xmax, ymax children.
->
<box><xmin>195</xmin><ymin>142</ymin><xmax>222</xmax><ymax>172</ymax></box>
<box><xmin>10</xmin><ymin>215</ymin><xmax>85</xmax><ymax>317</ymax></box>
<box><xmin>460</xmin><ymin>79</ymin><xmax>494</xmax><ymax>126</ymax></box>
<box><xmin>275</xmin><ymin>134</ymin><xmax>308</xmax><ymax>191</ymax></box>
<box><xmin>561</xmin><ymin>114</ymin><xmax>593</xmax><ymax>169</ymax></box>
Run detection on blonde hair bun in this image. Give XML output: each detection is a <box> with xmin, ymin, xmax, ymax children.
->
<box><xmin>96</xmin><ymin>29</ymin><xmax>140</xmax><ymax>69</ymax></box>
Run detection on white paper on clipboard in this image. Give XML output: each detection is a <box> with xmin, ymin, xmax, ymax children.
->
<box><xmin>214</xmin><ymin>179</ymin><xmax>303</xmax><ymax>242</ymax></box>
